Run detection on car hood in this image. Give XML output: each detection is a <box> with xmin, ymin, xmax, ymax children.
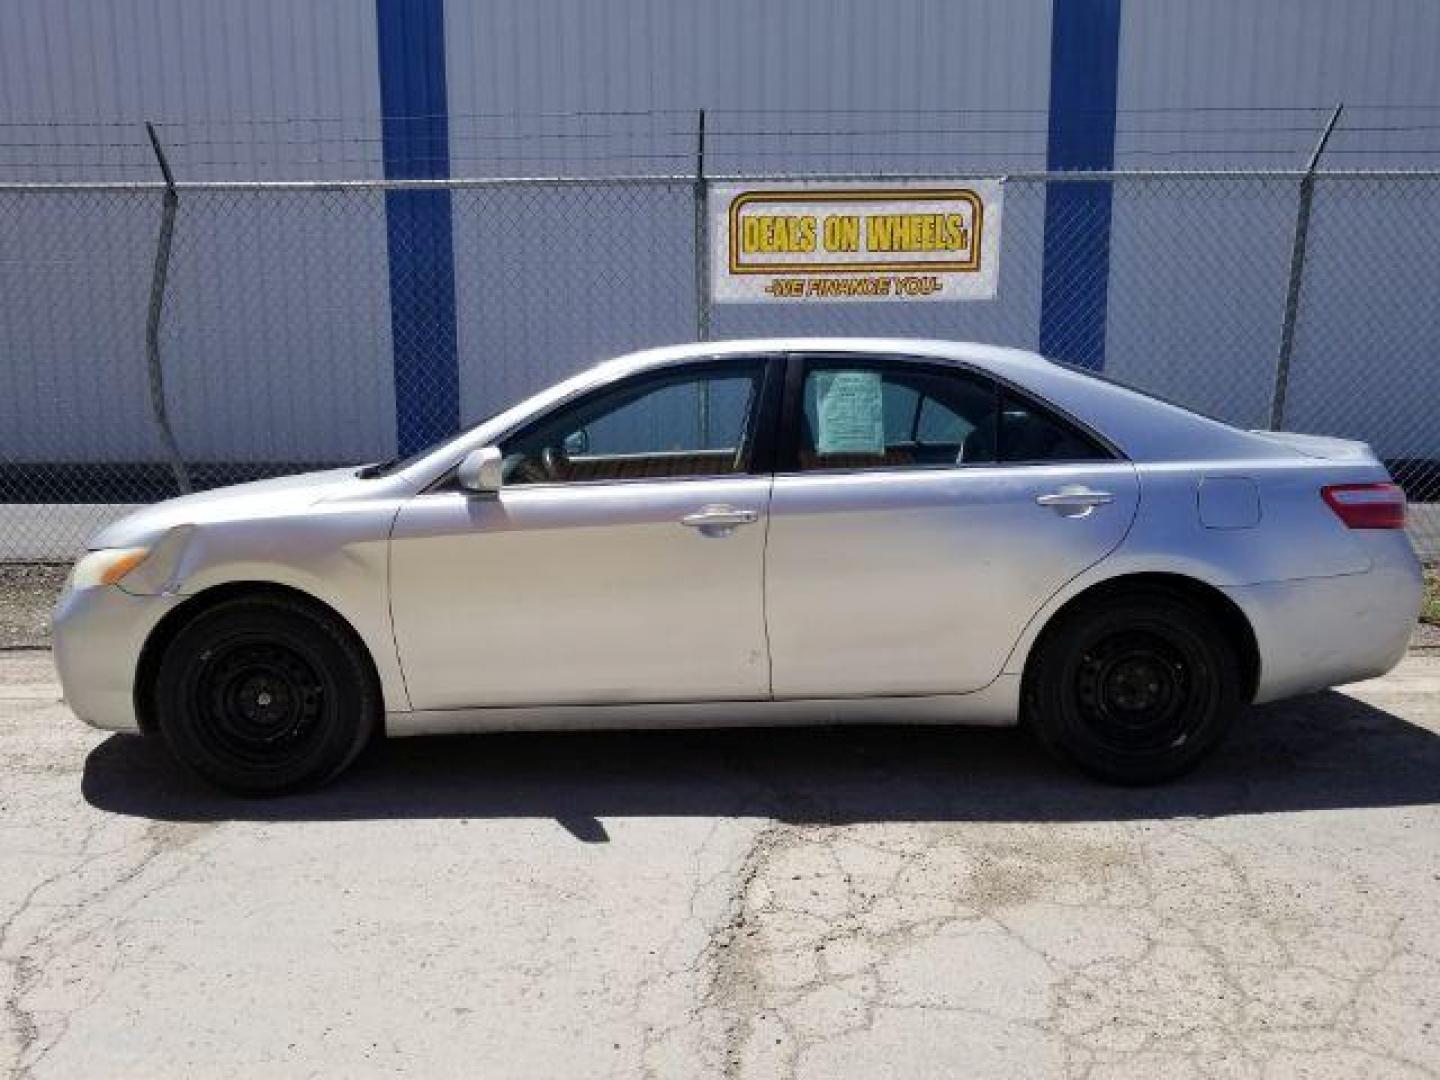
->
<box><xmin>87</xmin><ymin>467</ymin><xmax>363</xmax><ymax>549</ymax></box>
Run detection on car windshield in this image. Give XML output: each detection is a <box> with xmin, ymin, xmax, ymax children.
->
<box><xmin>355</xmin><ymin>409</ymin><xmax>503</xmax><ymax>479</ymax></box>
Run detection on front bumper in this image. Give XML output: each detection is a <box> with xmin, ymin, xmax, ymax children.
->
<box><xmin>52</xmin><ymin>583</ymin><xmax>184</xmax><ymax>733</ymax></box>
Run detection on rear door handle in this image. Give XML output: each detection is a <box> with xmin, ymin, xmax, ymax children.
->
<box><xmin>1036</xmin><ymin>487</ymin><xmax>1114</xmax><ymax>517</ymax></box>
<box><xmin>680</xmin><ymin>505</ymin><xmax>759</xmax><ymax>533</ymax></box>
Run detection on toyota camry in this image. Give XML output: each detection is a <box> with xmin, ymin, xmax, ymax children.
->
<box><xmin>53</xmin><ymin>339</ymin><xmax>1423</xmax><ymax>793</ymax></box>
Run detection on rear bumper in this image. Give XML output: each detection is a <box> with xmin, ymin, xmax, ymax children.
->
<box><xmin>1225</xmin><ymin>533</ymin><xmax>1423</xmax><ymax>703</ymax></box>
<box><xmin>52</xmin><ymin>583</ymin><xmax>182</xmax><ymax>733</ymax></box>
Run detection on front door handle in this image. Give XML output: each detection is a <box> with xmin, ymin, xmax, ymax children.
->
<box><xmin>1036</xmin><ymin>487</ymin><xmax>1114</xmax><ymax>517</ymax></box>
<box><xmin>680</xmin><ymin>505</ymin><xmax>758</xmax><ymax>535</ymax></box>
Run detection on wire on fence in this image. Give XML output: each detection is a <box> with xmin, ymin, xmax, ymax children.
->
<box><xmin>0</xmin><ymin>111</ymin><xmax>1437</xmax><ymax>561</ymax></box>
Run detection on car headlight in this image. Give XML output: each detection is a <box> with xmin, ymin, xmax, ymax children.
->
<box><xmin>68</xmin><ymin>547</ymin><xmax>152</xmax><ymax>591</ymax></box>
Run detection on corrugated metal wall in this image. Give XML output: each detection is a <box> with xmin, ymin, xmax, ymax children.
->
<box><xmin>0</xmin><ymin>0</ymin><xmax>395</xmax><ymax>464</ymax></box>
<box><xmin>1108</xmin><ymin>0</ymin><xmax>1440</xmax><ymax>451</ymax></box>
<box><xmin>444</xmin><ymin>1</ymin><xmax>1050</xmax><ymax>119</ymax></box>
<box><xmin>0</xmin><ymin>0</ymin><xmax>385</xmax><ymax>180</ymax></box>
<box><xmin>1119</xmin><ymin>0</ymin><xmax>1440</xmax><ymax>167</ymax></box>
<box><xmin>444</xmin><ymin>0</ymin><xmax>1054</xmax><ymax>419</ymax></box>
<box><xmin>1</xmin><ymin>0</ymin><xmax>1438</xmax><ymax>464</ymax></box>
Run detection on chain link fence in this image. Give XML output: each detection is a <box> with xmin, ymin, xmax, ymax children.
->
<box><xmin>0</xmin><ymin>166</ymin><xmax>1437</xmax><ymax>561</ymax></box>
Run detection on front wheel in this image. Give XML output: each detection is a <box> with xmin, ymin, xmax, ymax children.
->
<box><xmin>1023</xmin><ymin>589</ymin><xmax>1242</xmax><ymax>785</ymax></box>
<box><xmin>154</xmin><ymin>595</ymin><xmax>379</xmax><ymax>794</ymax></box>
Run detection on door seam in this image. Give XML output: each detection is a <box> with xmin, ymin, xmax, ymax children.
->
<box><xmin>759</xmin><ymin>475</ymin><xmax>776</xmax><ymax>699</ymax></box>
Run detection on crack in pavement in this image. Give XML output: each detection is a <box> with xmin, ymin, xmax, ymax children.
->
<box><xmin>2</xmin><ymin>820</ymin><xmax>212</xmax><ymax>1080</ymax></box>
<box><xmin>675</xmin><ymin>814</ymin><xmax>1440</xmax><ymax>1080</ymax></box>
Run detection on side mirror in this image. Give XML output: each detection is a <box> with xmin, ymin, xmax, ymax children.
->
<box><xmin>563</xmin><ymin>428</ymin><xmax>590</xmax><ymax>456</ymax></box>
<box><xmin>456</xmin><ymin>446</ymin><xmax>504</xmax><ymax>495</ymax></box>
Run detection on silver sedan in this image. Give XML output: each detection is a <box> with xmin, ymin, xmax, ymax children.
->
<box><xmin>53</xmin><ymin>339</ymin><xmax>1423</xmax><ymax>792</ymax></box>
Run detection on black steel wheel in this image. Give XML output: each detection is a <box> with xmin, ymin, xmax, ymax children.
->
<box><xmin>1024</xmin><ymin>588</ymin><xmax>1241</xmax><ymax>785</ymax></box>
<box><xmin>155</xmin><ymin>594</ymin><xmax>379</xmax><ymax>794</ymax></box>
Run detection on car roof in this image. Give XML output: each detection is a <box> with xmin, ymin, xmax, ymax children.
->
<box><xmin>601</xmin><ymin>338</ymin><xmax>1053</xmax><ymax>379</ymax></box>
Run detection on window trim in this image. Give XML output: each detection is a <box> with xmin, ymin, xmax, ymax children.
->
<box><xmin>776</xmin><ymin>351</ymin><xmax>1123</xmax><ymax>476</ymax></box>
<box><xmin>429</xmin><ymin>354</ymin><xmax>786</xmax><ymax>493</ymax></box>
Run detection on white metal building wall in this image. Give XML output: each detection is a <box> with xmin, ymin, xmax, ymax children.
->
<box><xmin>1109</xmin><ymin>0</ymin><xmax>1440</xmax><ymax>451</ymax></box>
<box><xmin>0</xmin><ymin>0</ymin><xmax>395</xmax><ymax>463</ymax></box>
<box><xmin>443</xmin><ymin>0</ymin><xmax>1055</xmax><ymax>418</ymax></box>
<box><xmin>2</xmin><ymin>0</ymin><xmax>1439</xmax><ymax>463</ymax></box>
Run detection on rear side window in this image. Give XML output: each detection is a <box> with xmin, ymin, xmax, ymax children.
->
<box><xmin>998</xmin><ymin>391</ymin><xmax>1109</xmax><ymax>463</ymax></box>
<box><xmin>792</xmin><ymin>357</ymin><xmax>1110</xmax><ymax>471</ymax></box>
<box><xmin>798</xmin><ymin>363</ymin><xmax>997</xmax><ymax>470</ymax></box>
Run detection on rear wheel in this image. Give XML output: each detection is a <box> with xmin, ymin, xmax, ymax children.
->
<box><xmin>1023</xmin><ymin>589</ymin><xmax>1241</xmax><ymax>784</ymax></box>
<box><xmin>154</xmin><ymin>595</ymin><xmax>378</xmax><ymax>794</ymax></box>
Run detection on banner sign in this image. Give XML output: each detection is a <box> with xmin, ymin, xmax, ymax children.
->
<box><xmin>709</xmin><ymin>180</ymin><xmax>1003</xmax><ymax>304</ymax></box>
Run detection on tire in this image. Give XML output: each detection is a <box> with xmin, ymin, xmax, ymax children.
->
<box><xmin>154</xmin><ymin>594</ymin><xmax>379</xmax><ymax>795</ymax></box>
<box><xmin>1023</xmin><ymin>588</ymin><xmax>1241</xmax><ymax>785</ymax></box>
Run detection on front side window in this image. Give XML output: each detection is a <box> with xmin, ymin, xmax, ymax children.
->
<box><xmin>500</xmin><ymin>361</ymin><xmax>765</xmax><ymax>484</ymax></box>
<box><xmin>793</xmin><ymin>358</ymin><xmax>1109</xmax><ymax>472</ymax></box>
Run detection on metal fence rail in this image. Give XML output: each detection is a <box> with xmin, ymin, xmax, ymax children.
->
<box><xmin>0</xmin><ymin>166</ymin><xmax>1437</xmax><ymax>560</ymax></box>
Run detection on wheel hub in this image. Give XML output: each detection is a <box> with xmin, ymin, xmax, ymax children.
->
<box><xmin>232</xmin><ymin>672</ymin><xmax>296</xmax><ymax>731</ymax></box>
<box><xmin>1074</xmin><ymin>629</ymin><xmax>1195</xmax><ymax>753</ymax></box>
<box><xmin>194</xmin><ymin>640</ymin><xmax>327</xmax><ymax>760</ymax></box>
<box><xmin>1102</xmin><ymin>656</ymin><xmax>1172</xmax><ymax>713</ymax></box>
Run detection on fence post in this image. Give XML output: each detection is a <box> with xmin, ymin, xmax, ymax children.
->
<box><xmin>1268</xmin><ymin>103</ymin><xmax>1343</xmax><ymax>431</ymax></box>
<box><xmin>693</xmin><ymin>109</ymin><xmax>711</xmax><ymax>342</ymax></box>
<box><xmin>143</xmin><ymin>121</ymin><xmax>191</xmax><ymax>495</ymax></box>
<box><xmin>692</xmin><ymin>109</ymin><xmax>711</xmax><ymax>442</ymax></box>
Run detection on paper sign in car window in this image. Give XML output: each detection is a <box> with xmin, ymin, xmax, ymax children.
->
<box><xmin>815</xmin><ymin>371</ymin><xmax>886</xmax><ymax>454</ymax></box>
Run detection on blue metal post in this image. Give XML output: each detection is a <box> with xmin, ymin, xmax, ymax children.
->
<box><xmin>376</xmin><ymin>0</ymin><xmax>460</xmax><ymax>453</ymax></box>
<box><xmin>1039</xmin><ymin>0</ymin><xmax>1123</xmax><ymax>370</ymax></box>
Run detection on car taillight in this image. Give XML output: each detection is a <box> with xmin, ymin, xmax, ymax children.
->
<box><xmin>1321</xmin><ymin>482</ymin><xmax>1407</xmax><ymax>529</ymax></box>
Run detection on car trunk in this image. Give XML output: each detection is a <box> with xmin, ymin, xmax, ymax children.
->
<box><xmin>1249</xmin><ymin>430</ymin><xmax>1381</xmax><ymax>465</ymax></box>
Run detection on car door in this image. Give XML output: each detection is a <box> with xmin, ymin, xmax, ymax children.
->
<box><xmin>390</xmin><ymin>357</ymin><xmax>780</xmax><ymax>710</ymax></box>
<box><xmin>764</xmin><ymin>353</ymin><xmax>1140</xmax><ymax>699</ymax></box>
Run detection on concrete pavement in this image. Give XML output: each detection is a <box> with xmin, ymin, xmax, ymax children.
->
<box><xmin>3</xmin><ymin>650</ymin><xmax>1440</xmax><ymax>1079</ymax></box>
